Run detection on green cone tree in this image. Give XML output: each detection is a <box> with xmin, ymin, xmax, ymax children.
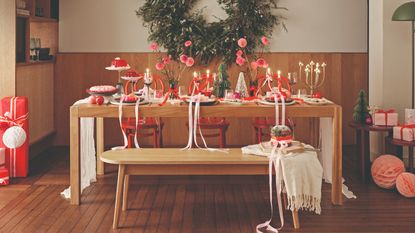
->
<box><xmin>353</xmin><ymin>90</ymin><xmax>369</xmax><ymax>123</ymax></box>
<box><xmin>214</xmin><ymin>63</ymin><xmax>231</xmax><ymax>98</ymax></box>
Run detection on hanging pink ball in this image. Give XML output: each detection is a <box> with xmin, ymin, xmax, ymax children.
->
<box><xmin>396</xmin><ymin>172</ymin><xmax>415</xmax><ymax>198</ymax></box>
<box><xmin>371</xmin><ymin>155</ymin><xmax>405</xmax><ymax>189</ymax></box>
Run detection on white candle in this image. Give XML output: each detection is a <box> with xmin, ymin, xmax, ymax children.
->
<box><xmin>267</xmin><ymin>67</ymin><xmax>271</xmax><ymax>75</ymax></box>
<box><xmin>193</xmin><ymin>71</ymin><xmax>197</xmax><ymax>78</ymax></box>
<box><xmin>277</xmin><ymin>70</ymin><xmax>281</xmax><ymax>78</ymax></box>
<box><xmin>206</xmin><ymin>70</ymin><xmax>210</xmax><ymax>89</ymax></box>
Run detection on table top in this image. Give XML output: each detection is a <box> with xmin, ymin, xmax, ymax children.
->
<box><xmin>101</xmin><ymin>148</ymin><xmax>269</xmax><ymax>165</ymax></box>
<box><xmin>72</xmin><ymin>102</ymin><xmax>341</xmax><ymax>118</ymax></box>
<box><xmin>348</xmin><ymin>121</ymin><xmax>394</xmax><ymax>132</ymax></box>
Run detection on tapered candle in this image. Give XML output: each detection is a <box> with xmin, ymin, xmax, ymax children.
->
<box><xmin>206</xmin><ymin>70</ymin><xmax>210</xmax><ymax>89</ymax></box>
<box><xmin>277</xmin><ymin>70</ymin><xmax>281</xmax><ymax>78</ymax></box>
<box><xmin>193</xmin><ymin>71</ymin><xmax>197</xmax><ymax>78</ymax></box>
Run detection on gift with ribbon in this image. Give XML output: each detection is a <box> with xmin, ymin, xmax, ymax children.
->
<box><xmin>373</xmin><ymin>109</ymin><xmax>398</xmax><ymax>126</ymax></box>
<box><xmin>0</xmin><ymin>167</ymin><xmax>9</xmax><ymax>186</ymax></box>
<box><xmin>393</xmin><ymin>124</ymin><xmax>415</xmax><ymax>142</ymax></box>
<box><xmin>0</xmin><ymin>97</ymin><xmax>29</xmax><ymax>177</ymax></box>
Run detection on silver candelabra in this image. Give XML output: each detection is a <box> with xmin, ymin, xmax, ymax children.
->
<box><xmin>299</xmin><ymin>61</ymin><xmax>327</xmax><ymax>95</ymax></box>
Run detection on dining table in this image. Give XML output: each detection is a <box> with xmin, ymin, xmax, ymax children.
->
<box><xmin>69</xmin><ymin>101</ymin><xmax>343</xmax><ymax>206</ymax></box>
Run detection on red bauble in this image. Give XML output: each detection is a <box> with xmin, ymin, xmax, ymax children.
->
<box><xmin>95</xmin><ymin>96</ymin><xmax>104</xmax><ymax>105</ymax></box>
<box><xmin>312</xmin><ymin>92</ymin><xmax>322</xmax><ymax>98</ymax></box>
<box><xmin>88</xmin><ymin>96</ymin><xmax>96</xmax><ymax>104</ymax></box>
<box><xmin>366</xmin><ymin>116</ymin><xmax>372</xmax><ymax>125</ymax></box>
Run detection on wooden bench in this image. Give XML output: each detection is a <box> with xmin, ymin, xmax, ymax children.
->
<box><xmin>100</xmin><ymin>148</ymin><xmax>300</xmax><ymax>229</ymax></box>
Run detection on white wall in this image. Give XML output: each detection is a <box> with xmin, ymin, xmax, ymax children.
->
<box><xmin>59</xmin><ymin>0</ymin><xmax>368</xmax><ymax>53</ymax></box>
<box><xmin>369</xmin><ymin>0</ymin><xmax>414</xmax><ymax>161</ymax></box>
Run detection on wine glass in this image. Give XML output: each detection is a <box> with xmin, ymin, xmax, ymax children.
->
<box><xmin>29</xmin><ymin>38</ymin><xmax>36</xmax><ymax>61</ymax></box>
<box><xmin>288</xmin><ymin>72</ymin><xmax>298</xmax><ymax>94</ymax></box>
<box><xmin>34</xmin><ymin>38</ymin><xmax>41</xmax><ymax>61</ymax></box>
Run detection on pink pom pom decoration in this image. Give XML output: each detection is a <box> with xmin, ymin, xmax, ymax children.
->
<box><xmin>396</xmin><ymin>172</ymin><xmax>415</xmax><ymax>198</ymax></box>
<box><xmin>371</xmin><ymin>155</ymin><xmax>405</xmax><ymax>189</ymax></box>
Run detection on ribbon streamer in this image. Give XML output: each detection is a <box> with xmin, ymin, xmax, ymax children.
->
<box><xmin>112</xmin><ymin>98</ymin><xmax>142</xmax><ymax>150</ymax></box>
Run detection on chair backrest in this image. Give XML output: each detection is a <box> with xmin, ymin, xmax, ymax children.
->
<box><xmin>124</xmin><ymin>74</ymin><xmax>165</xmax><ymax>94</ymax></box>
<box><xmin>188</xmin><ymin>73</ymin><xmax>214</xmax><ymax>95</ymax></box>
<box><xmin>257</xmin><ymin>74</ymin><xmax>291</xmax><ymax>97</ymax></box>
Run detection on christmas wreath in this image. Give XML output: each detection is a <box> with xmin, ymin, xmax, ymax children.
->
<box><xmin>136</xmin><ymin>0</ymin><xmax>286</xmax><ymax>64</ymax></box>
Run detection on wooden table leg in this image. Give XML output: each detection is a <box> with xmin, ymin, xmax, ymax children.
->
<box><xmin>292</xmin><ymin>210</ymin><xmax>300</xmax><ymax>229</ymax></box>
<box><xmin>96</xmin><ymin>117</ymin><xmax>105</xmax><ymax>175</ymax></box>
<box><xmin>113</xmin><ymin>164</ymin><xmax>126</xmax><ymax>229</ymax></box>
<box><xmin>70</xmin><ymin>106</ymin><xmax>80</xmax><ymax>205</ymax></box>
<box><xmin>409</xmin><ymin>146</ymin><xmax>414</xmax><ymax>173</ymax></box>
<box><xmin>361</xmin><ymin>130</ymin><xmax>370</xmax><ymax>182</ymax></box>
<box><xmin>332</xmin><ymin>106</ymin><xmax>343</xmax><ymax>205</ymax></box>
<box><xmin>122</xmin><ymin>175</ymin><xmax>130</xmax><ymax>211</ymax></box>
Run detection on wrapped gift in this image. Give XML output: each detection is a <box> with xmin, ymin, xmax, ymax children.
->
<box><xmin>0</xmin><ymin>97</ymin><xmax>29</xmax><ymax>177</ymax></box>
<box><xmin>393</xmin><ymin>125</ymin><xmax>415</xmax><ymax>141</ymax></box>
<box><xmin>373</xmin><ymin>109</ymin><xmax>398</xmax><ymax>126</ymax></box>
<box><xmin>0</xmin><ymin>167</ymin><xmax>9</xmax><ymax>186</ymax></box>
<box><xmin>405</xmin><ymin>109</ymin><xmax>415</xmax><ymax>125</ymax></box>
<box><xmin>0</xmin><ymin>148</ymin><xmax>5</xmax><ymax>167</ymax></box>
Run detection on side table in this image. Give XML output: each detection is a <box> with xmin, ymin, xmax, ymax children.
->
<box><xmin>388</xmin><ymin>138</ymin><xmax>414</xmax><ymax>173</ymax></box>
<box><xmin>348</xmin><ymin>122</ymin><xmax>394</xmax><ymax>181</ymax></box>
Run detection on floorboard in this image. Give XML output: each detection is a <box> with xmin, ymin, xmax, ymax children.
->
<box><xmin>0</xmin><ymin>146</ymin><xmax>415</xmax><ymax>233</ymax></box>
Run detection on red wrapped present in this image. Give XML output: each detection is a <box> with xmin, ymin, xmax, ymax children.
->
<box><xmin>393</xmin><ymin>125</ymin><xmax>415</xmax><ymax>142</ymax></box>
<box><xmin>0</xmin><ymin>97</ymin><xmax>29</xmax><ymax>177</ymax></box>
<box><xmin>0</xmin><ymin>148</ymin><xmax>5</xmax><ymax>167</ymax></box>
<box><xmin>0</xmin><ymin>167</ymin><xmax>9</xmax><ymax>186</ymax></box>
<box><xmin>373</xmin><ymin>109</ymin><xmax>398</xmax><ymax>126</ymax></box>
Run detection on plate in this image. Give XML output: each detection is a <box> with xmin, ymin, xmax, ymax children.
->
<box><xmin>257</xmin><ymin>99</ymin><xmax>297</xmax><ymax>106</ymax></box>
<box><xmin>184</xmin><ymin>98</ymin><xmax>218</xmax><ymax>106</ymax></box>
<box><xmin>303</xmin><ymin>97</ymin><xmax>333</xmax><ymax>105</ymax></box>
<box><xmin>87</xmin><ymin>90</ymin><xmax>118</xmax><ymax>96</ymax></box>
<box><xmin>110</xmin><ymin>99</ymin><xmax>149</xmax><ymax>106</ymax></box>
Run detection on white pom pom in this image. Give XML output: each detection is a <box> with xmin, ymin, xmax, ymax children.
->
<box><xmin>2</xmin><ymin>126</ymin><xmax>27</xmax><ymax>149</ymax></box>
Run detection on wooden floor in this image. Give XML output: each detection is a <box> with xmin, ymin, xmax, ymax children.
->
<box><xmin>1</xmin><ymin>146</ymin><xmax>415</xmax><ymax>233</ymax></box>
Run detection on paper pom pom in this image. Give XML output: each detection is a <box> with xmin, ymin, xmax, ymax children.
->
<box><xmin>2</xmin><ymin>126</ymin><xmax>27</xmax><ymax>149</ymax></box>
<box><xmin>371</xmin><ymin>155</ymin><xmax>405</xmax><ymax>189</ymax></box>
<box><xmin>396</xmin><ymin>172</ymin><xmax>415</xmax><ymax>198</ymax></box>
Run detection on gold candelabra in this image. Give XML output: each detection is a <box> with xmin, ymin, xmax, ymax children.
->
<box><xmin>299</xmin><ymin>61</ymin><xmax>327</xmax><ymax>95</ymax></box>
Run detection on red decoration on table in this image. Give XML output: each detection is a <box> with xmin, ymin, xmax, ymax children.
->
<box><xmin>0</xmin><ymin>97</ymin><xmax>29</xmax><ymax>177</ymax></box>
<box><xmin>95</xmin><ymin>96</ymin><xmax>104</xmax><ymax>105</ymax></box>
<box><xmin>312</xmin><ymin>92</ymin><xmax>322</xmax><ymax>99</ymax></box>
<box><xmin>159</xmin><ymin>87</ymin><xmax>181</xmax><ymax>106</ymax></box>
<box><xmin>0</xmin><ymin>167</ymin><xmax>9</xmax><ymax>186</ymax></box>
<box><xmin>110</xmin><ymin>57</ymin><xmax>128</xmax><ymax>68</ymax></box>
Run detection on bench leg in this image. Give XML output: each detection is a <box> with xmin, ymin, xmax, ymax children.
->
<box><xmin>122</xmin><ymin>175</ymin><xmax>130</xmax><ymax>211</ymax></box>
<box><xmin>292</xmin><ymin>210</ymin><xmax>300</xmax><ymax>229</ymax></box>
<box><xmin>113</xmin><ymin>164</ymin><xmax>126</xmax><ymax>229</ymax></box>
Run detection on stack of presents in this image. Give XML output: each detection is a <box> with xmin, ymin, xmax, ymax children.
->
<box><xmin>371</xmin><ymin>108</ymin><xmax>415</xmax><ymax>141</ymax></box>
<box><xmin>0</xmin><ymin>97</ymin><xmax>29</xmax><ymax>186</ymax></box>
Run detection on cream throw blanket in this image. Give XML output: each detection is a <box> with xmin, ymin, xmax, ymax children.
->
<box><xmin>242</xmin><ymin>144</ymin><xmax>322</xmax><ymax>214</ymax></box>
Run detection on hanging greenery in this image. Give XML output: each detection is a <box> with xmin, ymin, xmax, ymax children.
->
<box><xmin>136</xmin><ymin>0</ymin><xmax>286</xmax><ymax>64</ymax></box>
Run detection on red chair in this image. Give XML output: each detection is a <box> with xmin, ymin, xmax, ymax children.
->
<box><xmin>122</xmin><ymin>75</ymin><xmax>165</xmax><ymax>148</ymax></box>
<box><xmin>186</xmin><ymin>74</ymin><xmax>229</xmax><ymax>148</ymax></box>
<box><xmin>252</xmin><ymin>117</ymin><xmax>295</xmax><ymax>144</ymax></box>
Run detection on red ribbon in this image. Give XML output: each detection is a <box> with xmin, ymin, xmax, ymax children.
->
<box><xmin>0</xmin><ymin>112</ymin><xmax>28</xmax><ymax>128</ymax></box>
<box><xmin>159</xmin><ymin>88</ymin><xmax>182</xmax><ymax>106</ymax></box>
<box><xmin>400</xmin><ymin>124</ymin><xmax>415</xmax><ymax>141</ymax></box>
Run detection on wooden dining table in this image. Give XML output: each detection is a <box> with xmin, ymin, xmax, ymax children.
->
<box><xmin>69</xmin><ymin>102</ymin><xmax>343</xmax><ymax>206</ymax></box>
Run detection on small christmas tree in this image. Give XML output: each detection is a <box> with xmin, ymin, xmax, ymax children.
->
<box><xmin>235</xmin><ymin>72</ymin><xmax>249</xmax><ymax>98</ymax></box>
<box><xmin>353</xmin><ymin>90</ymin><xmax>369</xmax><ymax>123</ymax></box>
<box><xmin>213</xmin><ymin>63</ymin><xmax>231</xmax><ymax>98</ymax></box>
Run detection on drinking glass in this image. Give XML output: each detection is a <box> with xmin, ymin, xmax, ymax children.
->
<box><xmin>288</xmin><ymin>72</ymin><xmax>298</xmax><ymax>94</ymax></box>
<box><xmin>178</xmin><ymin>86</ymin><xmax>186</xmax><ymax>97</ymax></box>
<box><xmin>34</xmin><ymin>38</ymin><xmax>41</xmax><ymax>61</ymax></box>
<box><xmin>29</xmin><ymin>38</ymin><xmax>36</xmax><ymax>61</ymax></box>
<box><xmin>224</xmin><ymin>89</ymin><xmax>233</xmax><ymax>100</ymax></box>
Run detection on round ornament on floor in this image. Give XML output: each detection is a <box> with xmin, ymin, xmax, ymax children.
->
<box><xmin>396</xmin><ymin>172</ymin><xmax>415</xmax><ymax>198</ymax></box>
<box><xmin>371</xmin><ymin>154</ymin><xmax>405</xmax><ymax>189</ymax></box>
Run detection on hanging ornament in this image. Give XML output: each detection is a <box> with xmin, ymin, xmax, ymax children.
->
<box><xmin>2</xmin><ymin>126</ymin><xmax>27</xmax><ymax>149</ymax></box>
<box><xmin>235</xmin><ymin>72</ymin><xmax>249</xmax><ymax>98</ymax></box>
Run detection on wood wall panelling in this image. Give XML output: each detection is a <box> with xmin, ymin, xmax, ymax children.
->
<box><xmin>16</xmin><ymin>63</ymin><xmax>55</xmax><ymax>144</ymax></box>
<box><xmin>54</xmin><ymin>53</ymin><xmax>368</xmax><ymax>146</ymax></box>
<box><xmin>0</xmin><ymin>0</ymin><xmax>16</xmax><ymax>98</ymax></box>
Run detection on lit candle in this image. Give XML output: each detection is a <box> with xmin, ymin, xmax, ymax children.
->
<box><xmin>277</xmin><ymin>70</ymin><xmax>281</xmax><ymax>78</ymax></box>
<box><xmin>193</xmin><ymin>71</ymin><xmax>197</xmax><ymax>78</ymax></box>
<box><xmin>206</xmin><ymin>69</ymin><xmax>210</xmax><ymax>89</ymax></box>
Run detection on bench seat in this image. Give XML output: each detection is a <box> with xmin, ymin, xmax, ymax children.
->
<box><xmin>101</xmin><ymin>148</ymin><xmax>300</xmax><ymax>229</ymax></box>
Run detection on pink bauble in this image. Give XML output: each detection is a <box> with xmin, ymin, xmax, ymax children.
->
<box><xmin>371</xmin><ymin>155</ymin><xmax>405</xmax><ymax>189</ymax></box>
<box><xmin>396</xmin><ymin>172</ymin><xmax>415</xmax><ymax>198</ymax></box>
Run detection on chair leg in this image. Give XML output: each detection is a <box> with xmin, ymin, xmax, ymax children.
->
<box><xmin>257</xmin><ymin>128</ymin><xmax>262</xmax><ymax>144</ymax></box>
<box><xmin>153</xmin><ymin>129</ymin><xmax>157</xmax><ymax>148</ymax></box>
<box><xmin>113</xmin><ymin>165</ymin><xmax>125</xmax><ymax>229</ymax></box>
<box><xmin>122</xmin><ymin>175</ymin><xmax>130</xmax><ymax>211</ymax></box>
<box><xmin>219</xmin><ymin>128</ymin><xmax>224</xmax><ymax>148</ymax></box>
<box><xmin>127</xmin><ymin>131</ymin><xmax>133</xmax><ymax>148</ymax></box>
<box><xmin>159</xmin><ymin>126</ymin><xmax>163</xmax><ymax>148</ymax></box>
